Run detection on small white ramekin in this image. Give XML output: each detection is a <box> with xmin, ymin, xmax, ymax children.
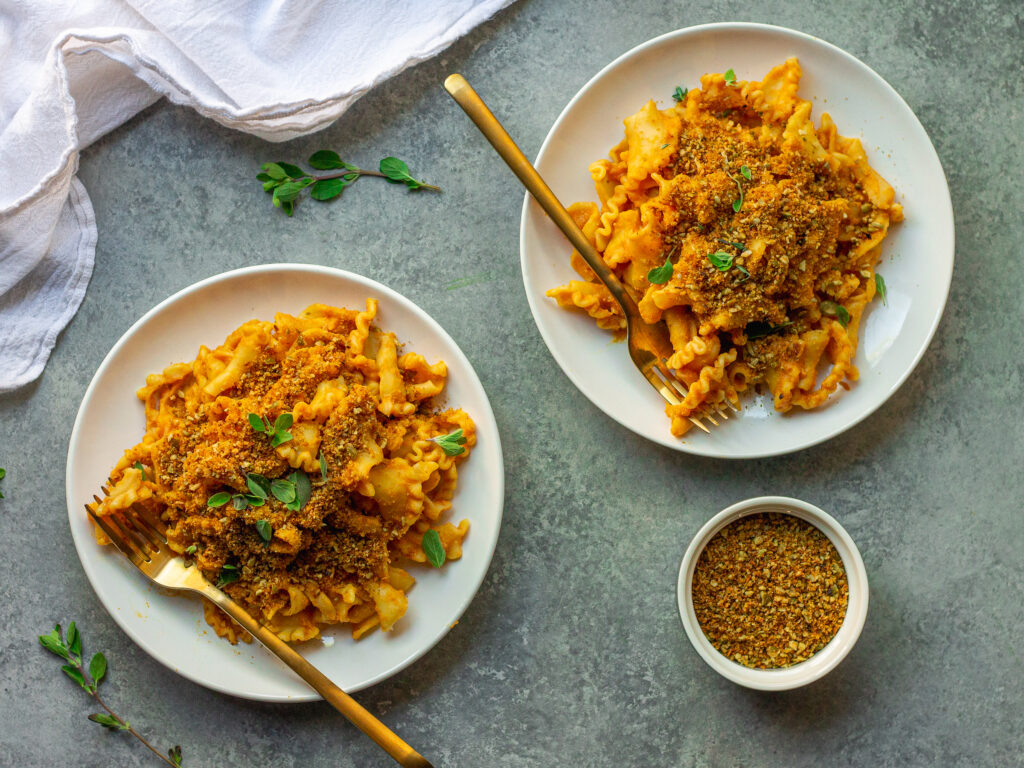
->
<box><xmin>676</xmin><ymin>496</ymin><xmax>868</xmax><ymax>690</ymax></box>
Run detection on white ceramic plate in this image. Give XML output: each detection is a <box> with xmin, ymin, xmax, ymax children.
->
<box><xmin>66</xmin><ymin>264</ymin><xmax>504</xmax><ymax>701</ymax></box>
<box><xmin>520</xmin><ymin>22</ymin><xmax>954</xmax><ymax>458</ymax></box>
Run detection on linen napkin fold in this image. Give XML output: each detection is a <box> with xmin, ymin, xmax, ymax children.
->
<box><xmin>0</xmin><ymin>0</ymin><xmax>512</xmax><ymax>393</ymax></box>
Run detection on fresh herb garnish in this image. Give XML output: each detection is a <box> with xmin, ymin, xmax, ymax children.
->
<box><xmin>185</xmin><ymin>544</ymin><xmax>197</xmax><ymax>555</ymax></box>
<box><xmin>271</xmin><ymin>479</ymin><xmax>296</xmax><ymax>504</ymax></box>
<box><xmin>246</xmin><ymin>473</ymin><xmax>271</xmax><ymax>501</ymax></box>
<box><xmin>422</xmin><ymin>529</ymin><xmax>446</xmax><ymax>568</ymax></box>
<box><xmin>724</xmin><ymin>68</ymin><xmax>737</xmax><ymax>86</ymax></box>
<box><xmin>746</xmin><ymin>321</ymin><xmax>794</xmax><ymax>340</ymax></box>
<box><xmin>820</xmin><ymin>301</ymin><xmax>851</xmax><ymax>328</ymax></box>
<box><xmin>672</xmin><ymin>85</ymin><xmax>688</xmax><ymax>102</ymax></box>
<box><xmin>648</xmin><ymin>256</ymin><xmax>674</xmax><ymax>285</ymax></box>
<box><xmin>875</xmin><ymin>274</ymin><xmax>888</xmax><ymax>306</ymax></box>
<box><xmin>133</xmin><ymin>462</ymin><xmax>146</xmax><ymax>481</ymax></box>
<box><xmin>216</xmin><ymin>565</ymin><xmax>240</xmax><ymax>588</ymax></box>
<box><xmin>740</xmin><ymin>165</ymin><xmax>752</xmax><ymax>180</ymax></box>
<box><xmin>734</xmin><ymin>264</ymin><xmax>751</xmax><ymax>280</ymax></box>
<box><xmin>725</xmin><ymin>162</ymin><xmax>749</xmax><ymax>212</ymax></box>
<box><xmin>660</xmin><ymin>143</ymin><xmax>670</xmax><ymax>149</ymax></box>
<box><xmin>256</xmin><ymin>520</ymin><xmax>272</xmax><ymax>544</ymax></box>
<box><xmin>248</xmin><ymin>412</ymin><xmax>293</xmax><ymax>447</ymax></box>
<box><xmin>38</xmin><ymin>622</ymin><xmax>185</xmax><ymax>766</ymax></box>
<box><xmin>707</xmin><ymin>251</ymin><xmax>735</xmax><ymax>271</ymax></box>
<box><xmin>258</xmin><ymin>152</ymin><xmax>440</xmax><ymax>216</ymax></box>
<box><xmin>319</xmin><ymin>452</ymin><xmax>328</xmax><ymax>483</ymax></box>
<box><xmin>432</xmin><ymin>429</ymin><xmax>467</xmax><ymax>457</ymax></box>
<box><xmin>206</xmin><ymin>492</ymin><xmax>231</xmax><ymax>508</ymax></box>
<box><xmin>717</xmin><ymin>237</ymin><xmax>747</xmax><ymax>251</ymax></box>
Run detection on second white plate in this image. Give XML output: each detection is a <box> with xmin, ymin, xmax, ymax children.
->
<box><xmin>519</xmin><ymin>22</ymin><xmax>954</xmax><ymax>458</ymax></box>
<box><xmin>66</xmin><ymin>264</ymin><xmax>504</xmax><ymax>701</ymax></box>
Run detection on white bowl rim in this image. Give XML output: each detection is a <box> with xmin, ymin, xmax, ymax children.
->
<box><xmin>676</xmin><ymin>496</ymin><xmax>869</xmax><ymax>691</ymax></box>
<box><xmin>65</xmin><ymin>263</ymin><xmax>505</xmax><ymax>701</ymax></box>
<box><xmin>518</xmin><ymin>21</ymin><xmax>955</xmax><ymax>459</ymax></box>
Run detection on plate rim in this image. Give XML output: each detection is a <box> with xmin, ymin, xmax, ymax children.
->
<box><xmin>66</xmin><ymin>262</ymin><xmax>505</xmax><ymax>701</ymax></box>
<box><xmin>518</xmin><ymin>21</ymin><xmax>955</xmax><ymax>459</ymax></box>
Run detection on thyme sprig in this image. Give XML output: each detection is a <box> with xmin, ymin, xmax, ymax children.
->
<box><xmin>38</xmin><ymin>623</ymin><xmax>184</xmax><ymax>766</ymax></box>
<box><xmin>258</xmin><ymin>152</ymin><xmax>440</xmax><ymax>216</ymax></box>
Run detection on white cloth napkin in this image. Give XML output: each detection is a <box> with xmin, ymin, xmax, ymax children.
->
<box><xmin>0</xmin><ymin>0</ymin><xmax>511</xmax><ymax>393</ymax></box>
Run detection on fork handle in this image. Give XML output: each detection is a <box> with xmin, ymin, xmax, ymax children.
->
<box><xmin>203</xmin><ymin>587</ymin><xmax>433</xmax><ymax>768</ymax></box>
<box><xmin>444</xmin><ymin>73</ymin><xmax>638</xmax><ymax>316</ymax></box>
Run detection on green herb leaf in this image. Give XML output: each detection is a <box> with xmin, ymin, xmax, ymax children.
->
<box><xmin>168</xmin><ymin>746</ymin><xmax>183</xmax><ymax>766</ymax></box>
<box><xmin>89</xmin><ymin>652</ymin><xmax>107</xmax><ymax>687</ymax></box>
<box><xmin>724</xmin><ymin>68</ymin><xmax>737</xmax><ymax>86</ymax></box>
<box><xmin>67</xmin><ymin>621</ymin><xmax>82</xmax><ymax>661</ymax></box>
<box><xmin>276</xmin><ymin>161</ymin><xmax>308</xmax><ymax>179</ymax></box>
<box><xmin>274</xmin><ymin>178</ymin><xmax>315</xmax><ymax>206</ymax></box>
<box><xmin>62</xmin><ymin>664</ymin><xmax>88</xmax><ymax>691</ymax></box>
<box><xmin>39</xmin><ymin>625</ymin><xmax>69</xmax><ymax>660</ymax></box>
<box><xmin>717</xmin><ymin>237</ymin><xmax>747</xmax><ymax>251</ymax></box>
<box><xmin>422</xmin><ymin>529</ymin><xmax>446</xmax><ymax>568</ymax></box>
<box><xmin>820</xmin><ymin>301</ymin><xmax>851</xmax><ymax>328</ymax></box>
<box><xmin>247</xmin><ymin>413</ymin><xmax>266</xmax><ymax>433</ymax></box>
<box><xmin>735</xmin><ymin>264</ymin><xmax>750</xmax><ymax>279</ymax></box>
<box><xmin>707</xmin><ymin>251</ymin><xmax>734</xmax><ymax>271</ymax></box>
<box><xmin>672</xmin><ymin>85</ymin><xmax>687</xmax><ymax>102</ymax></box>
<box><xmin>207</xmin><ymin>492</ymin><xmax>231</xmax><ymax>508</ymax></box>
<box><xmin>875</xmin><ymin>273</ymin><xmax>888</xmax><ymax>306</ymax></box>
<box><xmin>261</xmin><ymin>162</ymin><xmax>287</xmax><ymax>181</ymax></box>
<box><xmin>255</xmin><ymin>172</ymin><xmax>273</xmax><ymax>183</ymax></box>
<box><xmin>270</xmin><ymin>430</ymin><xmax>293</xmax><ymax>447</ymax></box>
<box><xmin>88</xmin><ymin>713</ymin><xmax>128</xmax><ymax>731</ymax></box>
<box><xmin>185</xmin><ymin>544</ymin><xmax>197</xmax><ymax>554</ymax></box>
<box><xmin>271</xmin><ymin>479</ymin><xmax>296</xmax><ymax>504</ymax></box>
<box><xmin>647</xmin><ymin>256</ymin><xmax>674</xmax><ymax>285</ymax></box>
<box><xmin>216</xmin><ymin>566</ymin><xmax>240</xmax><ymax>589</ymax></box>
<box><xmin>0</xmin><ymin>467</ymin><xmax>4</xmax><ymax>499</ymax></box>
<box><xmin>379</xmin><ymin>157</ymin><xmax>438</xmax><ymax>191</ymax></box>
<box><xmin>231</xmin><ymin>494</ymin><xmax>248</xmax><ymax>511</ymax></box>
<box><xmin>319</xmin><ymin>452</ymin><xmax>328</xmax><ymax>483</ymax></box>
<box><xmin>246</xmin><ymin>474</ymin><xmax>270</xmax><ymax>500</ymax></box>
<box><xmin>273</xmin><ymin>413</ymin><xmax>293</xmax><ymax>433</ymax></box>
<box><xmin>432</xmin><ymin>428</ymin><xmax>467</xmax><ymax>457</ymax></box>
<box><xmin>256</xmin><ymin>520</ymin><xmax>272</xmax><ymax>543</ymax></box>
<box><xmin>290</xmin><ymin>471</ymin><xmax>312</xmax><ymax>511</ymax></box>
<box><xmin>732</xmin><ymin>196</ymin><xmax>743</xmax><ymax>213</ymax></box>
<box><xmin>245</xmin><ymin>494</ymin><xmax>265</xmax><ymax>508</ymax></box>
<box><xmin>740</xmin><ymin>165</ymin><xmax>752</xmax><ymax>180</ymax></box>
<box><xmin>310</xmin><ymin>177</ymin><xmax>347</xmax><ymax>201</ymax></box>
<box><xmin>308</xmin><ymin>150</ymin><xmax>347</xmax><ymax>170</ymax></box>
<box><xmin>133</xmin><ymin>462</ymin><xmax>146</xmax><ymax>481</ymax></box>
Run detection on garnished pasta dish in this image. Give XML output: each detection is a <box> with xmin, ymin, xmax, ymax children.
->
<box><xmin>547</xmin><ymin>59</ymin><xmax>902</xmax><ymax>435</ymax></box>
<box><xmin>91</xmin><ymin>301</ymin><xmax>473</xmax><ymax>644</ymax></box>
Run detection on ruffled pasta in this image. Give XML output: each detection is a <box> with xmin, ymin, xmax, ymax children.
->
<box><xmin>547</xmin><ymin>58</ymin><xmax>902</xmax><ymax>436</ymax></box>
<box><xmin>91</xmin><ymin>300</ymin><xmax>474</xmax><ymax>644</ymax></box>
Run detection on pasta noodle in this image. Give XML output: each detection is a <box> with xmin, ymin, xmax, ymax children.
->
<box><xmin>547</xmin><ymin>59</ymin><xmax>903</xmax><ymax>435</ymax></box>
<box><xmin>91</xmin><ymin>301</ymin><xmax>473</xmax><ymax>644</ymax></box>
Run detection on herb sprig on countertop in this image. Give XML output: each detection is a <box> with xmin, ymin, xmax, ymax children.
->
<box><xmin>0</xmin><ymin>467</ymin><xmax>5</xmax><ymax>499</ymax></box>
<box><xmin>257</xmin><ymin>151</ymin><xmax>440</xmax><ymax>216</ymax></box>
<box><xmin>39</xmin><ymin>622</ymin><xmax>185</xmax><ymax>766</ymax></box>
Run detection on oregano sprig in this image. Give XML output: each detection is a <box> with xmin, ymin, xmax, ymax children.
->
<box><xmin>257</xmin><ymin>151</ymin><xmax>440</xmax><ymax>216</ymax></box>
<box><xmin>38</xmin><ymin>622</ymin><xmax>184</xmax><ymax>766</ymax></box>
<box><xmin>875</xmin><ymin>274</ymin><xmax>888</xmax><ymax>306</ymax></box>
<box><xmin>248</xmin><ymin>412</ymin><xmax>293</xmax><ymax>447</ymax></box>
<box><xmin>672</xmin><ymin>85</ymin><xmax>688</xmax><ymax>103</ymax></box>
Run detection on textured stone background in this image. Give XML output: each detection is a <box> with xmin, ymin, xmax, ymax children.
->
<box><xmin>2</xmin><ymin>1</ymin><xmax>1022</xmax><ymax>766</ymax></box>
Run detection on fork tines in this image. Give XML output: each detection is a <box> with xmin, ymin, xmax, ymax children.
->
<box><xmin>650</xmin><ymin>361</ymin><xmax>739</xmax><ymax>433</ymax></box>
<box><xmin>86</xmin><ymin>495</ymin><xmax>167</xmax><ymax>566</ymax></box>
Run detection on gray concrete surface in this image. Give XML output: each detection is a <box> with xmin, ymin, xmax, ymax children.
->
<box><xmin>2</xmin><ymin>1</ymin><xmax>1022</xmax><ymax>766</ymax></box>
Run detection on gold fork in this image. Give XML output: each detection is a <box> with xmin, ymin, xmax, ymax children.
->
<box><xmin>443</xmin><ymin>74</ymin><xmax>735</xmax><ymax>432</ymax></box>
<box><xmin>86</xmin><ymin>496</ymin><xmax>433</xmax><ymax>768</ymax></box>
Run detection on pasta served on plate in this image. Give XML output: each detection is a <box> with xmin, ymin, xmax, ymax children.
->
<box><xmin>90</xmin><ymin>300</ymin><xmax>473</xmax><ymax>644</ymax></box>
<box><xmin>547</xmin><ymin>58</ymin><xmax>903</xmax><ymax>436</ymax></box>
